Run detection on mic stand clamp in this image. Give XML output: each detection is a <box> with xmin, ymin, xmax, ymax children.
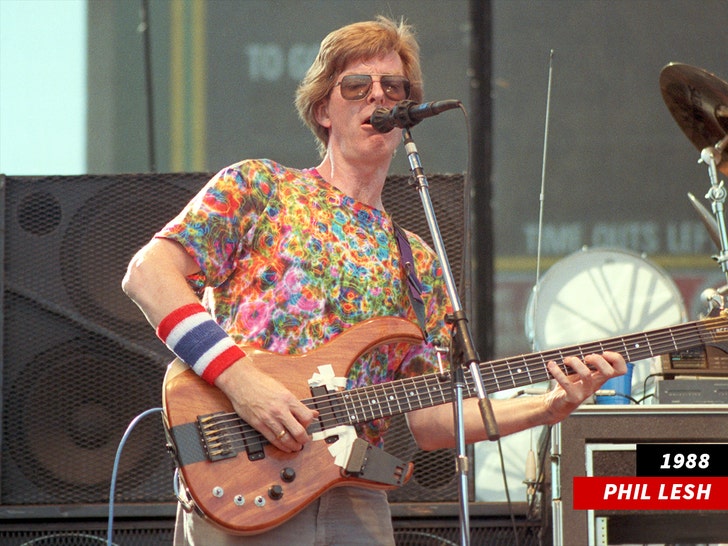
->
<box><xmin>401</xmin><ymin>128</ymin><xmax>499</xmax><ymax>546</ymax></box>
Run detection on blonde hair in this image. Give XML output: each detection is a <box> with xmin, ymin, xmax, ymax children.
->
<box><xmin>295</xmin><ymin>16</ymin><xmax>424</xmax><ymax>156</ymax></box>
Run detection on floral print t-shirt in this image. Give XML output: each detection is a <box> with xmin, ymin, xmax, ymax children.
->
<box><xmin>157</xmin><ymin>158</ymin><xmax>453</xmax><ymax>446</ymax></box>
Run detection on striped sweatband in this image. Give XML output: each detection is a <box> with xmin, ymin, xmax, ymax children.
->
<box><xmin>156</xmin><ymin>303</ymin><xmax>245</xmax><ymax>384</ymax></box>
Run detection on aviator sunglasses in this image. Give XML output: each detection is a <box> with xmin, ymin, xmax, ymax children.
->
<box><xmin>334</xmin><ymin>74</ymin><xmax>411</xmax><ymax>101</ymax></box>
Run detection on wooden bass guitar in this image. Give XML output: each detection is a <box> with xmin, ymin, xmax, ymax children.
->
<box><xmin>162</xmin><ymin>314</ymin><xmax>728</xmax><ymax>535</ymax></box>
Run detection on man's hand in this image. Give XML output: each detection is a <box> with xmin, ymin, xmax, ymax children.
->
<box><xmin>215</xmin><ymin>357</ymin><xmax>318</xmax><ymax>452</ymax></box>
<box><xmin>544</xmin><ymin>351</ymin><xmax>627</xmax><ymax>423</ymax></box>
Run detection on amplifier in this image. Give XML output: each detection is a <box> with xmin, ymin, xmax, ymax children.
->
<box><xmin>553</xmin><ymin>405</ymin><xmax>728</xmax><ymax>545</ymax></box>
<box><xmin>655</xmin><ymin>378</ymin><xmax>728</xmax><ymax>404</ymax></box>
<box><xmin>661</xmin><ymin>344</ymin><xmax>728</xmax><ymax>376</ymax></box>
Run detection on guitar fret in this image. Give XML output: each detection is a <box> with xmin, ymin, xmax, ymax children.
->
<box><xmin>511</xmin><ymin>358</ymin><xmax>524</xmax><ymax>389</ymax></box>
<box><xmin>511</xmin><ymin>362</ymin><xmax>521</xmax><ymax>388</ymax></box>
<box><xmin>425</xmin><ymin>380</ymin><xmax>435</xmax><ymax>404</ymax></box>
<box><xmin>404</xmin><ymin>378</ymin><xmax>416</xmax><ymax>411</ymax></box>
<box><xmin>620</xmin><ymin>337</ymin><xmax>630</xmax><ymax>359</ymax></box>
<box><xmin>641</xmin><ymin>335</ymin><xmax>655</xmax><ymax>356</ymax></box>
<box><xmin>367</xmin><ymin>389</ymin><xmax>379</xmax><ymax>420</ymax></box>
<box><xmin>359</xmin><ymin>388</ymin><xmax>374</xmax><ymax>421</ymax></box>
<box><xmin>343</xmin><ymin>391</ymin><xmax>365</xmax><ymax>425</ymax></box>
<box><xmin>507</xmin><ymin>359</ymin><xmax>518</xmax><ymax>389</ymax></box>
<box><xmin>401</xmin><ymin>381</ymin><xmax>414</xmax><ymax>410</ymax></box>
<box><xmin>527</xmin><ymin>355</ymin><xmax>535</xmax><ymax>383</ymax></box>
<box><xmin>359</xmin><ymin>389</ymin><xmax>373</xmax><ymax>422</ymax></box>
<box><xmin>415</xmin><ymin>377</ymin><xmax>426</xmax><ymax>408</ymax></box>
<box><xmin>643</xmin><ymin>334</ymin><xmax>653</xmax><ymax>359</ymax></box>
<box><xmin>488</xmin><ymin>366</ymin><xmax>498</xmax><ymax>392</ymax></box>
<box><xmin>422</xmin><ymin>377</ymin><xmax>433</xmax><ymax>407</ymax></box>
<box><xmin>624</xmin><ymin>336</ymin><xmax>640</xmax><ymax>361</ymax></box>
<box><xmin>412</xmin><ymin>378</ymin><xmax>424</xmax><ymax>409</ymax></box>
<box><xmin>438</xmin><ymin>376</ymin><xmax>450</xmax><ymax>404</ymax></box>
<box><xmin>382</xmin><ymin>382</ymin><xmax>397</xmax><ymax>417</ymax></box>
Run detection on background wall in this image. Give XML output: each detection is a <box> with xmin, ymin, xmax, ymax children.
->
<box><xmin>492</xmin><ymin>0</ymin><xmax>727</xmax><ymax>360</ymax></box>
<box><xmin>83</xmin><ymin>0</ymin><xmax>472</xmax><ymax>175</ymax></box>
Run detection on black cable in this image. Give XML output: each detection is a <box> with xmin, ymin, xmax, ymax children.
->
<box><xmin>642</xmin><ymin>372</ymin><xmax>665</xmax><ymax>399</ymax></box>
<box><xmin>139</xmin><ymin>0</ymin><xmax>157</xmax><ymax>172</ymax></box>
<box><xmin>494</xmin><ymin>437</ymin><xmax>522</xmax><ymax>546</ymax></box>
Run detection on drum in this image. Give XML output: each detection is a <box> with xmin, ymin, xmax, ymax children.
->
<box><xmin>525</xmin><ymin>247</ymin><xmax>687</xmax><ymax>351</ymax></box>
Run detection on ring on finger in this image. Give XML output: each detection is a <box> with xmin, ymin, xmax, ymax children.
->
<box><xmin>276</xmin><ymin>429</ymin><xmax>287</xmax><ymax>440</ymax></box>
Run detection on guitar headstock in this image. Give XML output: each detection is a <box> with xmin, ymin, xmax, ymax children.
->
<box><xmin>698</xmin><ymin>314</ymin><xmax>728</xmax><ymax>345</ymax></box>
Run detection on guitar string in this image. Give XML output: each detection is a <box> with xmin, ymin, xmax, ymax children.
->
<box><xmin>196</xmin><ymin>319</ymin><xmax>723</xmax><ymax>455</ymax></box>
<box><xmin>198</xmin><ymin>320</ymin><xmax>720</xmax><ymax>451</ymax></box>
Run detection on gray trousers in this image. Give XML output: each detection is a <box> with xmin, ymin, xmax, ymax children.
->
<box><xmin>174</xmin><ymin>486</ymin><xmax>395</xmax><ymax>546</ymax></box>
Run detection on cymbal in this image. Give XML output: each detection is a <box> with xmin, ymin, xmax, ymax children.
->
<box><xmin>660</xmin><ymin>63</ymin><xmax>728</xmax><ymax>177</ymax></box>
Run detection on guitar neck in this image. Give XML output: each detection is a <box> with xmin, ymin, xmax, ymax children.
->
<box><xmin>336</xmin><ymin>316</ymin><xmax>728</xmax><ymax>425</ymax></box>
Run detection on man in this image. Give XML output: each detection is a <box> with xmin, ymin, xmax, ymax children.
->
<box><xmin>122</xmin><ymin>16</ymin><xmax>625</xmax><ymax>545</ymax></box>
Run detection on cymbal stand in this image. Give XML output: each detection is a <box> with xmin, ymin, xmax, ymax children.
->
<box><xmin>401</xmin><ymin>128</ymin><xmax>499</xmax><ymax>546</ymax></box>
<box><xmin>702</xmin><ymin>133</ymin><xmax>728</xmax><ymax>292</ymax></box>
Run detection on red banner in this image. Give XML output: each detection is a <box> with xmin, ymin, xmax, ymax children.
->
<box><xmin>573</xmin><ymin>477</ymin><xmax>728</xmax><ymax>510</ymax></box>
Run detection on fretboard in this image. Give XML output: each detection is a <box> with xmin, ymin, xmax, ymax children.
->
<box><xmin>326</xmin><ymin>315</ymin><xmax>728</xmax><ymax>426</ymax></box>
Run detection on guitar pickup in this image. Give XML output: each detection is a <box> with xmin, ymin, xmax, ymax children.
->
<box><xmin>309</xmin><ymin>385</ymin><xmax>342</xmax><ymax>444</ymax></box>
<box><xmin>343</xmin><ymin>438</ymin><xmax>411</xmax><ymax>486</ymax></box>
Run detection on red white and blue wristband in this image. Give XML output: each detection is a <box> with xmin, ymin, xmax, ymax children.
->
<box><xmin>156</xmin><ymin>303</ymin><xmax>245</xmax><ymax>385</ymax></box>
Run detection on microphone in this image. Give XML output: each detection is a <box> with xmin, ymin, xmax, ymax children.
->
<box><xmin>370</xmin><ymin>99</ymin><xmax>462</xmax><ymax>133</ymax></box>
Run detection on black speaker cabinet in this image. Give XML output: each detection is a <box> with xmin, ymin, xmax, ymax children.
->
<box><xmin>383</xmin><ymin>173</ymin><xmax>473</xmax><ymax>504</ymax></box>
<box><xmin>0</xmin><ymin>173</ymin><xmax>211</xmax><ymax>518</ymax></box>
<box><xmin>392</xmin><ymin>503</ymin><xmax>547</xmax><ymax>545</ymax></box>
<box><xmin>0</xmin><ymin>172</ymin><xmax>471</xmax><ymax>530</ymax></box>
<box><xmin>0</xmin><ymin>518</ymin><xmax>175</xmax><ymax>546</ymax></box>
<box><xmin>553</xmin><ymin>405</ymin><xmax>728</xmax><ymax>545</ymax></box>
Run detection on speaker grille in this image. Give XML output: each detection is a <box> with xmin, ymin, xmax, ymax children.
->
<box><xmin>382</xmin><ymin>173</ymin><xmax>468</xmax><ymax>293</ymax></box>
<box><xmin>0</xmin><ymin>518</ymin><xmax>175</xmax><ymax>546</ymax></box>
<box><xmin>393</xmin><ymin>517</ymin><xmax>545</xmax><ymax>546</ymax></box>
<box><xmin>1</xmin><ymin>173</ymin><xmax>210</xmax><ymax>508</ymax></box>
<box><xmin>382</xmin><ymin>173</ymin><xmax>470</xmax><ymax>503</ymax></box>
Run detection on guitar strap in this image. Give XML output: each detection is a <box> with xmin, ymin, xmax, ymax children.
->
<box><xmin>393</xmin><ymin>221</ymin><xmax>428</xmax><ymax>337</ymax></box>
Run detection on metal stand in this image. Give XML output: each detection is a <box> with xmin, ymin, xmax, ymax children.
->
<box><xmin>401</xmin><ymin>129</ymin><xmax>499</xmax><ymax>546</ymax></box>
<box><xmin>701</xmin><ymin>134</ymin><xmax>728</xmax><ymax>305</ymax></box>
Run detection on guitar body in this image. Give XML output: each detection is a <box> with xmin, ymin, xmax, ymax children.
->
<box><xmin>162</xmin><ymin>316</ymin><xmax>424</xmax><ymax>535</ymax></box>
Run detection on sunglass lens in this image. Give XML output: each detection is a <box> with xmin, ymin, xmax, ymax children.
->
<box><xmin>340</xmin><ymin>75</ymin><xmax>372</xmax><ymax>100</ymax></box>
<box><xmin>381</xmin><ymin>76</ymin><xmax>410</xmax><ymax>101</ymax></box>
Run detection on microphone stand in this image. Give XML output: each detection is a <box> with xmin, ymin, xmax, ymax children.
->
<box><xmin>401</xmin><ymin>128</ymin><xmax>499</xmax><ymax>546</ymax></box>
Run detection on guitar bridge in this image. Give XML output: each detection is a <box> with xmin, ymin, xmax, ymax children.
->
<box><xmin>198</xmin><ymin>412</ymin><xmax>239</xmax><ymax>462</ymax></box>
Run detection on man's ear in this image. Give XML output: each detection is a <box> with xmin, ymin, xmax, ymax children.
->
<box><xmin>314</xmin><ymin>99</ymin><xmax>331</xmax><ymax>128</ymax></box>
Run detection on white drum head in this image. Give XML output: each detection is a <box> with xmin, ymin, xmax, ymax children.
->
<box><xmin>525</xmin><ymin>247</ymin><xmax>687</xmax><ymax>350</ymax></box>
